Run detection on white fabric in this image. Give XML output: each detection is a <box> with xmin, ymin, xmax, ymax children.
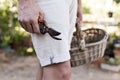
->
<box><xmin>31</xmin><ymin>0</ymin><xmax>77</xmax><ymax>67</ymax></box>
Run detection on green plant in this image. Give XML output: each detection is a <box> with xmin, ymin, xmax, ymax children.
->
<box><xmin>118</xmin><ymin>22</ymin><xmax>120</xmax><ymax>28</ymax></box>
<box><xmin>82</xmin><ymin>6</ymin><xmax>91</xmax><ymax>14</ymax></box>
<box><xmin>0</xmin><ymin>35</ymin><xmax>11</xmax><ymax>47</ymax></box>
<box><xmin>17</xmin><ymin>46</ymin><xmax>35</xmax><ymax>56</ymax></box>
<box><xmin>0</xmin><ymin>0</ymin><xmax>35</xmax><ymax>56</ymax></box>
<box><xmin>114</xmin><ymin>0</ymin><xmax>120</xmax><ymax>4</ymax></box>
<box><xmin>109</xmin><ymin>33</ymin><xmax>120</xmax><ymax>40</ymax></box>
<box><xmin>11</xmin><ymin>27</ymin><xmax>25</xmax><ymax>43</ymax></box>
<box><xmin>104</xmin><ymin>57</ymin><xmax>120</xmax><ymax>66</ymax></box>
<box><xmin>0</xmin><ymin>0</ymin><xmax>19</xmax><ymax>47</ymax></box>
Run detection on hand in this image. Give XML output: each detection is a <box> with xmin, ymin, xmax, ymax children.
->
<box><xmin>18</xmin><ymin>0</ymin><xmax>44</xmax><ymax>34</ymax></box>
<box><xmin>76</xmin><ymin>6</ymin><xmax>82</xmax><ymax>23</ymax></box>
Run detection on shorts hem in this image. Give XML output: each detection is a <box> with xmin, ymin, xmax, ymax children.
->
<box><xmin>38</xmin><ymin>53</ymin><xmax>70</xmax><ymax>67</ymax></box>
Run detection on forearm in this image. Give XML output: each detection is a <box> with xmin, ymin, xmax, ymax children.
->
<box><xmin>77</xmin><ymin>0</ymin><xmax>82</xmax><ymax>8</ymax></box>
<box><xmin>18</xmin><ymin>0</ymin><xmax>37</xmax><ymax>10</ymax></box>
<box><xmin>77</xmin><ymin>0</ymin><xmax>82</xmax><ymax>22</ymax></box>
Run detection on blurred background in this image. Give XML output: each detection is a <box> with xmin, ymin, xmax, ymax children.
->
<box><xmin>0</xmin><ymin>0</ymin><xmax>120</xmax><ymax>80</ymax></box>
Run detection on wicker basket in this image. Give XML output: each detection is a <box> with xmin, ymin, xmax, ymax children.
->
<box><xmin>70</xmin><ymin>23</ymin><xmax>108</xmax><ymax>67</ymax></box>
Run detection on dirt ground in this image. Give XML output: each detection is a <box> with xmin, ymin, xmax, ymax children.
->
<box><xmin>0</xmin><ymin>56</ymin><xmax>120</xmax><ymax>80</ymax></box>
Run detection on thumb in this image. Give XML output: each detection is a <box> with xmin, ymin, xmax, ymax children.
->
<box><xmin>38</xmin><ymin>12</ymin><xmax>44</xmax><ymax>22</ymax></box>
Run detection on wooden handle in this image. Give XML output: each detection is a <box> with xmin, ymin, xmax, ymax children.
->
<box><xmin>75</xmin><ymin>23</ymin><xmax>82</xmax><ymax>39</ymax></box>
<box><xmin>75</xmin><ymin>23</ymin><xmax>86</xmax><ymax>51</ymax></box>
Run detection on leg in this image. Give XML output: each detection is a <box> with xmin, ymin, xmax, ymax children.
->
<box><xmin>36</xmin><ymin>63</ymin><xmax>43</xmax><ymax>80</ymax></box>
<box><xmin>43</xmin><ymin>61</ymin><xmax>71</xmax><ymax>80</ymax></box>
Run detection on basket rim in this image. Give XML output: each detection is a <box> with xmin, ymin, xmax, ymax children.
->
<box><xmin>83</xmin><ymin>28</ymin><xmax>108</xmax><ymax>47</ymax></box>
<box><xmin>70</xmin><ymin>33</ymin><xmax>108</xmax><ymax>51</ymax></box>
<box><xmin>85</xmin><ymin>33</ymin><xmax>108</xmax><ymax>47</ymax></box>
<box><xmin>83</xmin><ymin>28</ymin><xmax>106</xmax><ymax>32</ymax></box>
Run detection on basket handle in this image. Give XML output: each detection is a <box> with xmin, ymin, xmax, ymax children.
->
<box><xmin>75</xmin><ymin>23</ymin><xmax>82</xmax><ymax>39</ymax></box>
<box><xmin>75</xmin><ymin>23</ymin><xmax>86</xmax><ymax>51</ymax></box>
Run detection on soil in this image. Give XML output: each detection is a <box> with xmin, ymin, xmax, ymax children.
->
<box><xmin>0</xmin><ymin>56</ymin><xmax>120</xmax><ymax>80</ymax></box>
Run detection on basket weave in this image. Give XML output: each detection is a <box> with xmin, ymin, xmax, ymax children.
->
<box><xmin>70</xmin><ymin>24</ymin><xmax>108</xmax><ymax>67</ymax></box>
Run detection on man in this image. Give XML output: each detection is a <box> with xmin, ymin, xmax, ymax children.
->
<box><xmin>18</xmin><ymin>0</ymin><xmax>82</xmax><ymax>80</ymax></box>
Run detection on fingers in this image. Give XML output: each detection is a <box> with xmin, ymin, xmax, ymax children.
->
<box><xmin>25</xmin><ymin>22</ymin><xmax>33</xmax><ymax>33</ymax></box>
<box><xmin>19</xmin><ymin>20</ymin><xmax>33</xmax><ymax>33</ymax></box>
<box><xmin>77</xmin><ymin>13</ymin><xmax>82</xmax><ymax>23</ymax></box>
<box><xmin>32</xmin><ymin>20</ymin><xmax>40</xmax><ymax>34</ymax></box>
<box><xmin>76</xmin><ymin>15</ymin><xmax>82</xmax><ymax>23</ymax></box>
<box><xmin>30</xmin><ymin>23</ymin><xmax>34</xmax><ymax>33</ymax></box>
<box><xmin>76</xmin><ymin>17</ymin><xmax>82</xmax><ymax>24</ymax></box>
<box><xmin>18</xmin><ymin>19</ymin><xmax>38</xmax><ymax>33</ymax></box>
<box><xmin>33</xmin><ymin>12</ymin><xmax>45</xmax><ymax>34</ymax></box>
<box><xmin>18</xmin><ymin>12</ymin><xmax>44</xmax><ymax>34</ymax></box>
<box><xmin>19</xmin><ymin>20</ymin><xmax>28</xmax><ymax>31</ymax></box>
<box><xmin>39</xmin><ymin>12</ymin><xmax>44</xmax><ymax>20</ymax></box>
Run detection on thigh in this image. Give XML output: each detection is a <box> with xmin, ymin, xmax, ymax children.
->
<box><xmin>43</xmin><ymin>61</ymin><xmax>71</xmax><ymax>80</ymax></box>
<box><xmin>36</xmin><ymin>62</ymin><xmax>43</xmax><ymax>80</ymax></box>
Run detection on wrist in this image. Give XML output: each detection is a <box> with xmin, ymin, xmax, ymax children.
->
<box><xmin>77</xmin><ymin>0</ymin><xmax>82</xmax><ymax>7</ymax></box>
<box><xmin>77</xmin><ymin>6</ymin><xmax>82</xmax><ymax>11</ymax></box>
<box><xmin>18</xmin><ymin>0</ymin><xmax>36</xmax><ymax>10</ymax></box>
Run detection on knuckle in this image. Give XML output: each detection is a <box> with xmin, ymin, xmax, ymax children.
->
<box><xmin>29</xmin><ymin>18</ymin><xmax>34</xmax><ymax>22</ymax></box>
<box><xmin>18</xmin><ymin>18</ymin><xmax>26</xmax><ymax>23</ymax></box>
<box><xmin>23</xmin><ymin>18</ymin><xmax>31</xmax><ymax>23</ymax></box>
<box><xmin>23</xmin><ymin>19</ymin><xmax>28</xmax><ymax>23</ymax></box>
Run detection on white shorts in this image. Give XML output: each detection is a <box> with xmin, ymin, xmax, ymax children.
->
<box><xmin>31</xmin><ymin>0</ymin><xmax>77</xmax><ymax>67</ymax></box>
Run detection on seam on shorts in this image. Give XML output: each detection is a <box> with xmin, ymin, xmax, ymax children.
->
<box><xmin>38</xmin><ymin>53</ymin><xmax>70</xmax><ymax>67</ymax></box>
